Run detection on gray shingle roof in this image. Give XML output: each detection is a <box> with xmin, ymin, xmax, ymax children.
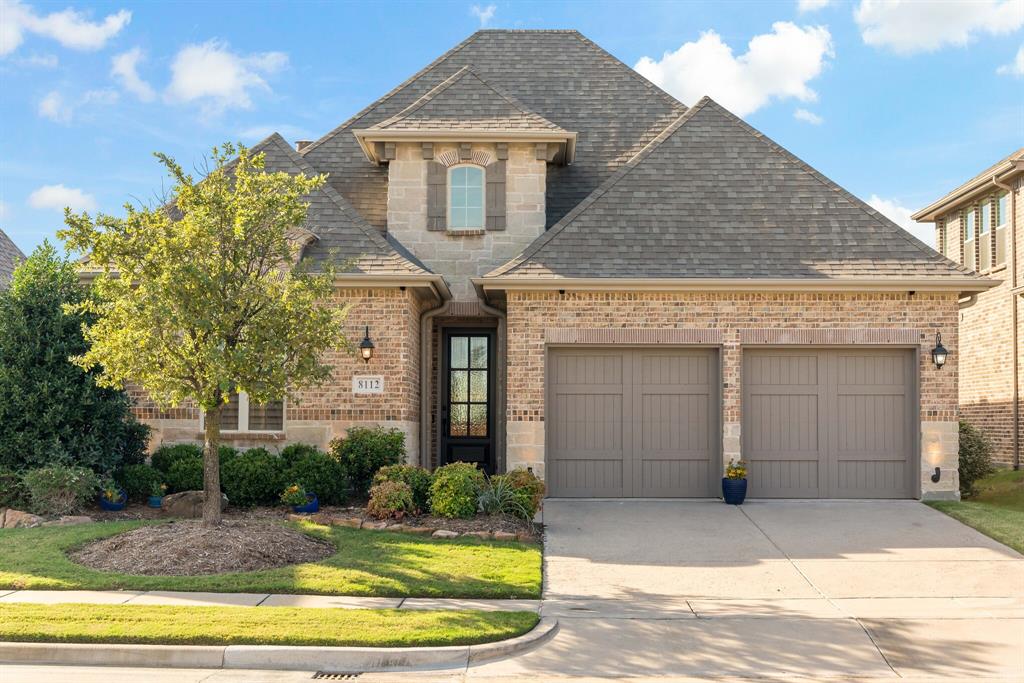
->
<box><xmin>251</xmin><ymin>134</ymin><xmax>430</xmax><ymax>276</ymax></box>
<box><xmin>487</xmin><ymin>98</ymin><xmax>979</xmax><ymax>281</ymax></box>
<box><xmin>0</xmin><ymin>228</ymin><xmax>24</xmax><ymax>285</ymax></box>
<box><xmin>301</xmin><ymin>30</ymin><xmax>685</xmax><ymax>230</ymax></box>
<box><xmin>369</xmin><ymin>66</ymin><xmax>566</xmax><ymax>133</ymax></box>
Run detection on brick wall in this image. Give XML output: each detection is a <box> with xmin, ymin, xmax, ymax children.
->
<box><xmin>133</xmin><ymin>286</ymin><xmax>427</xmax><ymax>458</ymax></box>
<box><xmin>504</xmin><ymin>290</ymin><xmax>961</xmax><ymax>498</ymax></box>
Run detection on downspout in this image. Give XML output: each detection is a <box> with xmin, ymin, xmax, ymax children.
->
<box><xmin>477</xmin><ymin>296</ymin><xmax>507</xmax><ymax>473</ymax></box>
<box><xmin>420</xmin><ymin>296</ymin><xmax>451</xmax><ymax>469</ymax></box>
<box><xmin>993</xmin><ymin>173</ymin><xmax>1019</xmax><ymax>470</ymax></box>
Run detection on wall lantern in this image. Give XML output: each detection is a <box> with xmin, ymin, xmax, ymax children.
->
<box><xmin>931</xmin><ymin>332</ymin><xmax>948</xmax><ymax>369</ymax></box>
<box><xmin>931</xmin><ymin>467</ymin><xmax>941</xmax><ymax>483</ymax></box>
<box><xmin>359</xmin><ymin>326</ymin><xmax>375</xmax><ymax>364</ymax></box>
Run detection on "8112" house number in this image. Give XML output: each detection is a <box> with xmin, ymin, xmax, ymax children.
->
<box><xmin>352</xmin><ymin>376</ymin><xmax>384</xmax><ymax>394</ymax></box>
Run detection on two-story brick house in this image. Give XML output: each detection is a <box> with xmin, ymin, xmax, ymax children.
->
<box><xmin>134</xmin><ymin>30</ymin><xmax>995</xmax><ymax>501</ymax></box>
<box><xmin>913</xmin><ymin>149</ymin><xmax>1023</xmax><ymax>470</ymax></box>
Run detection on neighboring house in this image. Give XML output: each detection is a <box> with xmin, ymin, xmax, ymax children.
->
<box><xmin>912</xmin><ymin>150</ymin><xmax>1023</xmax><ymax>470</ymax></box>
<box><xmin>0</xmin><ymin>228</ymin><xmax>24</xmax><ymax>286</ymax></box>
<box><xmin>136</xmin><ymin>30</ymin><xmax>994</xmax><ymax>501</ymax></box>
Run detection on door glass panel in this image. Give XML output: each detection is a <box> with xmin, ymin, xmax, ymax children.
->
<box><xmin>450</xmin><ymin>337</ymin><xmax>468</xmax><ymax>369</ymax></box>
<box><xmin>450</xmin><ymin>371</ymin><xmax>468</xmax><ymax>402</ymax></box>
<box><xmin>450</xmin><ymin>404</ymin><xmax>468</xmax><ymax>436</ymax></box>
<box><xmin>469</xmin><ymin>404</ymin><xmax>487</xmax><ymax>437</ymax></box>
<box><xmin>469</xmin><ymin>370</ymin><xmax>487</xmax><ymax>401</ymax></box>
<box><xmin>470</xmin><ymin>337</ymin><xmax>488</xmax><ymax>368</ymax></box>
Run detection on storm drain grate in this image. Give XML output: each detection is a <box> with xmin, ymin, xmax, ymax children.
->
<box><xmin>312</xmin><ymin>673</ymin><xmax>361</xmax><ymax>680</ymax></box>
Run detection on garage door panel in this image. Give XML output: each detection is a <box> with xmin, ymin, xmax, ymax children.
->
<box><xmin>749</xmin><ymin>460</ymin><xmax>820</xmax><ymax>498</ymax></box>
<box><xmin>746</xmin><ymin>393</ymin><xmax>820</xmax><ymax>457</ymax></box>
<box><xmin>550</xmin><ymin>459</ymin><xmax>624</xmax><ymax>497</ymax></box>
<box><xmin>747</xmin><ymin>353</ymin><xmax>819</xmax><ymax>386</ymax></box>
<box><xmin>641</xmin><ymin>459</ymin><xmax>711</xmax><ymax>497</ymax></box>
<box><xmin>552</xmin><ymin>393</ymin><xmax>623</xmax><ymax>454</ymax></box>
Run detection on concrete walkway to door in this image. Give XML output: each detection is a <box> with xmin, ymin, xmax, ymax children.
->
<box><xmin>467</xmin><ymin>499</ymin><xmax>1024</xmax><ymax>680</ymax></box>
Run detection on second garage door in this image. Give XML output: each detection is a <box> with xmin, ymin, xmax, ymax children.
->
<box><xmin>547</xmin><ymin>348</ymin><xmax>718</xmax><ymax>497</ymax></box>
<box><xmin>743</xmin><ymin>348</ymin><xmax>916</xmax><ymax>499</ymax></box>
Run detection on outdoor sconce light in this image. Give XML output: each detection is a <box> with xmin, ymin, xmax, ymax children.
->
<box><xmin>931</xmin><ymin>467</ymin><xmax>941</xmax><ymax>483</ymax></box>
<box><xmin>359</xmin><ymin>326</ymin><xmax>375</xmax><ymax>364</ymax></box>
<box><xmin>931</xmin><ymin>332</ymin><xmax>948</xmax><ymax>369</ymax></box>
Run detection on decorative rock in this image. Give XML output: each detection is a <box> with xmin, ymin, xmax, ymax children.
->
<box><xmin>332</xmin><ymin>517</ymin><xmax>362</xmax><ymax>529</ymax></box>
<box><xmin>161</xmin><ymin>491</ymin><xmax>228</xmax><ymax>519</ymax></box>
<box><xmin>432</xmin><ymin>529</ymin><xmax>459</xmax><ymax>539</ymax></box>
<box><xmin>41</xmin><ymin>515</ymin><xmax>93</xmax><ymax>527</ymax></box>
<box><xmin>386</xmin><ymin>523</ymin><xmax>407</xmax><ymax>532</ymax></box>
<box><xmin>493</xmin><ymin>531</ymin><xmax>517</xmax><ymax>542</ymax></box>
<box><xmin>3</xmin><ymin>509</ymin><xmax>43</xmax><ymax>528</ymax></box>
<box><xmin>402</xmin><ymin>526</ymin><xmax>435</xmax><ymax>536</ymax></box>
<box><xmin>516</xmin><ymin>532</ymin><xmax>537</xmax><ymax>543</ymax></box>
<box><xmin>465</xmin><ymin>531</ymin><xmax>492</xmax><ymax>540</ymax></box>
<box><xmin>362</xmin><ymin>520</ymin><xmax>389</xmax><ymax>530</ymax></box>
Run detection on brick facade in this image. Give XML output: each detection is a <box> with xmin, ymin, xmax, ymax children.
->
<box><xmin>504</xmin><ymin>290</ymin><xmax>961</xmax><ymax>498</ymax></box>
<box><xmin>134</xmin><ymin>286</ymin><xmax>428</xmax><ymax>458</ymax></box>
<box><xmin>937</xmin><ymin>177</ymin><xmax>1022</xmax><ymax>467</ymax></box>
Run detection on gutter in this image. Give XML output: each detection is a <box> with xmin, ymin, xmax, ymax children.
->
<box><xmin>912</xmin><ymin>158</ymin><xmax>1024</xmax><ymax>222</ymax></box>
<box><xmin>993</xmin><ymin>174</ymin><xmax>1020</xmax><ymax>470</ymax></box>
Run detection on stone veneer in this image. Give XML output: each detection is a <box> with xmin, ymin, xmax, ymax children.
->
<box><xmin>504</xmin><ymin>290</ymin><xmax>961</xmax><ymax>499</ymax></box>
<box><xmin>387</xmin><ymin>141</ymin><xmax>546</xmax><ymax>300</ymax></box>
<box><xmin>132</xmin><ymin>286</ymin><xmax>427</xmax><ymax>459</ymax></box>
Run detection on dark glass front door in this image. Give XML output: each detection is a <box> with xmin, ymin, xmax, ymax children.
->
<box><xmin>441</xmin><ymin>330</ymin><xmax>494</xmax><ymax>473</ymax></box>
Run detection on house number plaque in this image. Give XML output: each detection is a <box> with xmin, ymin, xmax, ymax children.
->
<box><xmin>352</xmin><ymin>376</ymin><xmax>384</xmax><ymax>394</ymax></box>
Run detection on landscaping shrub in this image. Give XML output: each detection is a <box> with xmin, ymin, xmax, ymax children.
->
<box><xmin>218</xmin><ymin>445</ymin><xmax>240</xmax><ymax>466</ymax></box>
<box><xmin>114</xmin><ymin>463</ymin><xmax>164</xmax><ymax>502</ymax></box>
<box><xmin>373</xmin><ymin>465</ymin><xmax>432</xmax><ymax>513</ymax></box>
<box><xmin>330</xmin><ymin>426</ymin><xmax>405</xmax><ymax>498</ymax></box>
<box><xmin>0</xmin><ymin>469</ymin><xmax>29</xmax><ymax>509</ymax></box>
<box><xmin>0</xmin><ymin>244</ymin><xmax>150</xmax><ymax>474</ymax></box>
<box><xmin>480</xmin><ymin>469</ymin><xmax>545</xmax><ymax>521</ymax></box>
<box><xmin>960</xmin><ymin>420</ymin><xmax>995</xmax><ymax>496</ymax></box>
<box><xmin>150</xmin><ymin>444</ymin><xmax>202</xmax><ymax>474</ymax></box>
<box><xmin>367</xmin><ymin>480</ymin><xmax>415</xmax><ymax>520</ymax></box>
<box><xmin>164</xmin><ymin>456</ymin><xmax>203</xmax><ymax>493</ymax></box>
<box><xmin>221</xmin><ymin>448</ymin><xmax>286</xmax><ymax>507</ymax></box>
<box><xmin>502</xmin><ymin>468</ymin><xmax>545</xmax><ymax>520</ymax></box>
<box><xmin>285</xmin><ymin>450</ymin><xmax>347</xmax><ymax>505</ymax></box>
<box><xmin>280</xmin><ymin>442</ymin><xmax>324</xmax><ymax>466</ymax></box>
<box><xmin>429</xmin><ymin>462</ymin><xmax>484</xmax><ymax>519</ymax></box>
<box><xmin>22</xmin><ymin>465</ymin><xmax>99</xmax><ymax>515</ymax></box>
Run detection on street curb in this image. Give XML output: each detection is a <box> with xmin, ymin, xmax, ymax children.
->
<box><xmin>0</xmin><ymin>617</ymin><xmax>558</xmax><ymax>672</ymax></box>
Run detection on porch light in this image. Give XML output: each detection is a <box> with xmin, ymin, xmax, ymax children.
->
<box><xmin>931</xmin><ymin>467</ymin><xmax>941</xmax><ymax>483</ymax></box>
<box><xmin>359</xmin><ymin>326</ymin><xmax>375</xmax><ymax>364</ymax></box>
<box><xmin>931</xmin><ymin>332</ymin><xmax>948</xmax><ymax>369</ymax></box>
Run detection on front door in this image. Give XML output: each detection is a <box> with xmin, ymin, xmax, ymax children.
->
<box><xmin>441</xmin><ymin>330</ymin><xmax>495</xmax><ymax>473</ymax></box>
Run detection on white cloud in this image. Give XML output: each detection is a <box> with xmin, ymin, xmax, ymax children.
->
<box><xmin>635</xmin><ymin>22</ymin><xmax>833</xmax><ymax>116</ymax></box>
<box><xmin>111</xmin><ymin>46</ymin><xmax>155</xmax><ymax>101</ymax></box>
<box><xmin>855</xmin><ymin>0</ymin><xmax>1024</xmax><ymax>55</ymax></box>
<box><xmin>794</xmin><ymin>108</ymin><xmax>823</xmax><ymax>124</ymax></box>
<box><xmin>0</xmin><ymin>0</ymin><xmax>130</xmax><ymax>56</ymax></box>
<box><xmin>82</xmin><ymin>88</ymin><xmax>119</xmax><ymax>105</ymax></box>
<box><xmin>470</xmin><ymin>4</ymin><xmax>496</xmax><ymax>27</ymax></box>
<box><xmin>868</xmin><ymin>194</ymin><xmax>935</xmax><ymax>247</ymax></box>
<box><xmin>239</xmin><ymin>123</ymin><xmax>314</xmax><ymax>143</ymax></box>
<box><xmin>997</xmin><ymin>45</ymin><xmax>1024</xmax><ymax>77</ymax></box>
<box><xmin>16</xmin><ymin>51</ymin><xmax>56</xmax><ymax>67</ymax></box>
<box><xmin>37</xmin><ymin>90</ymin><xmax>71</xmax><ymax>123</ymax></box>
<box><xmin>28</xmin><ymin>184</ymin><xmax>97</xmax><ymax>212</ymax></box>
<box><xmin>798</xmin><ymin>0</ymin><xmax>832</xmax><ymax>12</ymax></box>
<box><xmin>165</xmin><ymin>40</ymin><xmax>289</xmax><ymax>117</ymax></box>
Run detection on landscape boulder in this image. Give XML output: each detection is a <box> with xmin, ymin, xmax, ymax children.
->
<box><xmin>162</xmin><ymin>491</ymin><xmax>228</xmax><ymax>518</ymax></box>
<box><xmin>41</xmin><ymin>515</ymin><xmax>94</xmax><ymax>527</ymax></box>
<box><xmin>3</xmin><ymin>509</ymin><xmax>43</xmax><ymax>528</ymax></box>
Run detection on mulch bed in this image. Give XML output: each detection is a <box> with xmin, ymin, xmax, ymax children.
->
<box><xmin>69</xmin><ymin>519</ymin><xmax>334</xmax><ymax>576</ymax></box>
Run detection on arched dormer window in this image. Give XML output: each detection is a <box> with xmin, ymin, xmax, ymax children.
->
<box><xmin>448</xmin><ymin>164</ymin><xmax>485</xmax><ymax>230</ymax></box>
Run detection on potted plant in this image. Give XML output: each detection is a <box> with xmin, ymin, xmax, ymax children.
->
<box><xmin>281</xmin><ymin>483</ymin><xmax>319</xmax><ymax>514</ymax></box>
<box><xmin>722</xmin><ymin>459</ymin><xmax>748</xmax><ymax>505</ymax></box>
<box><xmin>98</xmin><ymin>478</ymin><xmax>128</xmax><ymax>511</ymax></box>
<box><xmin>148</xmin><ymin>482</ymin><xmax>167</xmax><ymax>508</ymax></box>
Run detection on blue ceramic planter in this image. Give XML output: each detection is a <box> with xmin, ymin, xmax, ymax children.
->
<box><xmin>292</xmin><ymin>493</ymin><xmax>319</xmax><ymax>514</ymax></box>
<box><xmin>147</xmin><ymin>495</ymin><xmax>163</xmax><ymax>508</ymax></box>
<box><xmin>99</xmin><ymin>488</ymin><xmax>128</xmax><ymax>511</ymax></box>
<box><xmin>722</xmin><ymin>478</ymin><xmax>747</xmax><ymax>505</ymax></box>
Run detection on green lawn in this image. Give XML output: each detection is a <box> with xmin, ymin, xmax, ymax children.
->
<box><xmin>927</xmin><ymin>469</ymin><xmax>1024</xmax><ymax>554</ymax></box>
<box><xmin>0</xmin><ymin>520</ymin><xmax>541</xmax><ymax>598</ymax></box>
<box><xmin>0</xmin><ymin>603</ymin><xmax>538</xmax><ymax>647</ymax></box>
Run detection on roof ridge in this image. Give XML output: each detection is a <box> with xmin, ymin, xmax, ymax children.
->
<box><xmin>486</xmin><ymin>98</ymin><xmax>711</xmax><ymax>277</ymax></box>
<box><xmin>695</xmin><ymin>99</ymin><xmax>967</xmax><ymax>273</ymax></box>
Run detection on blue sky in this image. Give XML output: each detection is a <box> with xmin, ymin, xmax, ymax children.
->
<box><xmin>1</xmin><ymin>0</ymin><xmax>1022</xmax><ymax>254</ymax></box>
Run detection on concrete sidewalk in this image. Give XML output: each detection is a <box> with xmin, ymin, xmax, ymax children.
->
<box><xmin>0</xmin><ymin>589</ymin><xmax>540</xmax><ymax>612</ymax></box>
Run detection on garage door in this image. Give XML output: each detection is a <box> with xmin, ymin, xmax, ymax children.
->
<box><xmin>743</xmin><ymin>349</ymin><xmax>915</xmax><ymax>499</ymax></box>
<box><xmin>547</xmin><ymin>348</ymin><xmax>718</xmax><ymax>497</ymax></box>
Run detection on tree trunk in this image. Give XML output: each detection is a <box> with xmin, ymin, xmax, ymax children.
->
<box><xmin>202</xmin><ymin>404</ymin><xmax>223</xmax><ymax>526</ymax></box>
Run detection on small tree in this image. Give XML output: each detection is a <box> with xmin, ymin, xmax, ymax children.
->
<box><xmin>0</xmin><ymin>243</ymin><xmax>149</xmax><ymax>472</ymax></box>
<box><xmin>60</xmin><ymin>143</ymin><xmax>347</xmax><ymax>525</ymax></box>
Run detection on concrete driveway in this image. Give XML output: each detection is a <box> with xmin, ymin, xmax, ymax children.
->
<box><xmin>469</xmin><ymin>500</ymin><xmax>1024</xmax><ymax>680</ymax></box>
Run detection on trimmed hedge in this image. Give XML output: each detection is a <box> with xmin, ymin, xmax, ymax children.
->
<box><xmin>373</xmin><ymin>465</ymin><xmax>432</xmax><ymax>513</ymax></box>
<box><xmin>330</xmin><ymin>427</ymin><xmax>405</xmax><ymax>499</ymax></box>
<box><xmin>114</xmin><ymin>463</ymin><xmax>164</xmax><ymax>502</ymax></box>
<box><xmin>430</xmin><ymin>463</ymin><xmax>484</xmax><ymax>519</ymax></box>
<box><xmin>221</xmin><ymin>448</ymin><xmax>286</xmax><ymax>507</ymax></box>
<box><xmin>285</xmin><ymin>450</ymin><xmax>347</xmax><ymax>505</ymax></box>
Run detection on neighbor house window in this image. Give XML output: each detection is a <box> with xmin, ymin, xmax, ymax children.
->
<box><xmin>963</xmin><ymin>207</ymin><xmax>976</xmax><ymax>271</ymax></box>
<box><xmin>996</xmin><ymin>191</ymin><xmax>1009</xmax><ymax>267</ymax></box>
<box><xmin>217</xmin><ymin>391</ymin><xmax>284</xmax><ymax>432</ymax></box>
<box><xmin>979</xmin><ymin>199</ymin><xmax>992</xmax><ymax>271</ymax></box>
<box><xmin>448</xmin><ymin>165</ymin><xmax>484</xmax><ymax>230</ymax></box>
